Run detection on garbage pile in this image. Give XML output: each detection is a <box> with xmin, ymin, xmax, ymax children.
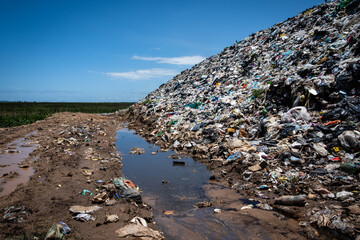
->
<box><xmin>124</xmin><ymin>0</ymin><xmax>360</xmax><ymax>237</ymax></box>
<box><xmin>58</xmin><ymin>126</ymin><xmax>93</xmax><ymax>146</ymax></box>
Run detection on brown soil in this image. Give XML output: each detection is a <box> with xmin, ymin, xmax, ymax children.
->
<box><xmin>0</xmin><ymin>112</ymin><xmax>156</xmax><ymax>240</ymax></box>
<box><xmin>0</xmin><ymin>112</ymin><xmax>337</xmax><ymax>239</ymax></box>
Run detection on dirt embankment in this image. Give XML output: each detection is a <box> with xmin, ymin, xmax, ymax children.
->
<box><xmin>0</xmin><ymin>112</ymin><xmax>156</xmax><ymax>240</ymax></box>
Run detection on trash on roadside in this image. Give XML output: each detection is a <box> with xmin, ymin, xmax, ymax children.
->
<box><xmin>113</xmin><ymin>177</ymin><xmax>136</xmax><ymax>190</ymax></box>
<box><xmin>241</xmin><ymin>204</ymin><xmax>253</xmax><ymax>210</ymax></box>
<box><xmin>79</xmin><ymin>189</ymin><xmax>93</xmax><ymax>196</ymax></box>
<box><xmin>214</xmin><ymin>208</ymin><xmax>221</xmax><ymax>213</ymax></box>
<box><xmin>120</xmin><ymin>188</ymin><xmax>142</xmax><ymax>204</ymax></box>
<box><xmin>72</xmin><ymin>213</ymin><xmax>95</xmax><ymax>222</ymax></box>
<box><xmin>115</xmin><ymin>224</ymin><xmax>163</xmax><ymax>239</ymax></box>
<box><xmin>92</xmin><ymin>192</ymin><xmax>109</xmax><ymax>203</ymax></box>
<box><xmin>60</xmin><ymin>221</ymin><xmax>71</xmax><ymax>234</ymax></box>
<box><xmin>44</xmin><ymin>223</ymin><xmax>67</xmax><ymax>240</ymax></box>
<box><xmin>131</xmin><ymin>216</ymin><xmax>148</xmax><ymax>227</ymax></box>
<box><xmin>2</xmin><ymin>205</ymin><xmax>32</xmax><ymax>223</ymax></box>
<box><xmin>69</xmin><ymin>205</ymin><xmax>102</xmax><ymax>214</ymax></box>
<box><xmin>225</xmin><ymin>151</ymin><xmax>243</xmax><ymax>164</ymax></box>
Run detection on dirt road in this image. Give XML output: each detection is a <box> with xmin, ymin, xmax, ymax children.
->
<box><xmin>0</xmin><ymin>112</ymin><xmax>156</xmax><ymax>239</ymax></box>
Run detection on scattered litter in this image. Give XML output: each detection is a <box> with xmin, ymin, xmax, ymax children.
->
<box><xmin>120</xmin><ymin>188</ymin><xmax>142</xmax><ymax>203</ymax></box>
<box><xmin>130</xmin><ymin>147</ymin><xmax>145</xmax><ymax>154</ymax></box>
<box><xmin>214</xmin><ymin>209</ymin><xmax>221</xmax><ymax>213</ymax></box>
<box><xmin>2</xmin><ymin>205</ymin><xmax>32</xmax><ymax>223</ymax></box>
<box><xmin>92</xmin><ymin>192</ymin><xmax>109</xmax><ymax>203</ymax></box>
<box><xmin>240</xmin><ymin>204</ymin><xmax>253</xmax><ymax>210</ymax></box>
<box><xmin>44</xmin><ymin>223</ymin><xmax>68</xmax><ymax>240</ymax></box>
<box><xmin>115</xmin><ymin>224</ymin><xmax>163</xmax><ymax>239</ymax></box>
<box><xmin>79</xmin><ymin>189</ymin><xmax>93</xmax><ymax>196</ymax></box>
<box><xmin>72</xmin><ymin>213</ymin><xmax>95</xmax><ymax>222</ymax></box>
<box><xmin>256</xmin><ymin>203</ymin><xmax>273</xmax><ymax>211</ymax></box>
<box><xmin>131</xmin><ymin>216</ymin><xmax>148</xmax><ymax>227</ymax></box>
<box><xmin>69</xmin><ymin>205</ymin><xmax>102</xmax><ymax>214</ymax></box>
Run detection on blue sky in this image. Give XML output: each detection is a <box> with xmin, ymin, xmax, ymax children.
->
<box><xmin>0</xmin><ymin>0</ymin><xmax>325</xmax><ymax>102</ymax></box>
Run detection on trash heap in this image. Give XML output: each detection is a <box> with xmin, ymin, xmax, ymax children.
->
<box><xmin>125</xmin><ymin>0</ymin><xmax>360</xmax><ymax>238</ymax></box>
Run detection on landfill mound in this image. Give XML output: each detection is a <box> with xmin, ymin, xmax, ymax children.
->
<box><xmin>125</xmin><ymin>0</ymin><xmax>360</xmax><ymax>238</ymax></box>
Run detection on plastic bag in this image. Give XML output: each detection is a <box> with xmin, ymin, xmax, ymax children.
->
<box><xmin>282</xmin><ymin>106</ymin><xmax>311</xmax><ymax>123</ymax></box>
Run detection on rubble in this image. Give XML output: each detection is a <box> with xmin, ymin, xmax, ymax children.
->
<box><xmin>124</xmin><ymin>0</ymin><xmax>360</xmax><ymax>238</ymax></box>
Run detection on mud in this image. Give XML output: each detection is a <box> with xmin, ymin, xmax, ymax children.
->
<box><xmin>0</xmin><ymin>135</ymin><xmax>38</xmax><ymax>197</ymax></box>
<box><xmin>117</xmin><ymin>128</ymin><xmax>316</xmax><ymax>240</ymax></box>
<box><xmin>0</xmin><ymin>112</ymin><xmax>338</xmax><ymax>239</ymax></box>
<box><xmin>0</xmin><ymin>113</ymin><xmax>157</xmax><ymax>240</ymax></box>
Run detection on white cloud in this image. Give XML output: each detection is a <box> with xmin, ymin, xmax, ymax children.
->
<box><xmin>105</xmin><ymin>68</ymin><xmax>179</xmax><ymax>80</ymax></box>
<box><xmin>132</xmin><ymin>55</ymin><xmax>205</xmax><ymax>65</ymax></box>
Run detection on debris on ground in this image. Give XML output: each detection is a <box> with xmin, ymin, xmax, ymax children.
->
<box><xmin>69</xmin><ymin>205</ymin><xmax>102</xmax><ymax>214</ymax></box>
<box><xmin>130</xmin><ymin>147</ymin><xmax>145</xmax><ymax>154</ymax></box>
<box><xmin>194</xmin><ymin>201</ymin><xmax>212</xmax><ymax>208</ymax></box>
<box><xmin>122</xmin><ymin>0</ymin><xmax>360</xmax><ymax>237</ymax></box>
<box><xmin>2</xmin><ymin>205</ymin><xmax>32</xmax><ymax>223</ymax></box>
<box><xmin>115</xmin><ymin>224</ymin><xmax>163</xmax><ymax>239</ymax></box>
<box><xmin>0</xmin><ymin>113</ymin><xmax>160</xmax><ymax>239</ymax></box>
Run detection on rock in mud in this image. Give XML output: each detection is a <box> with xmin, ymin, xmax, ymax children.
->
<box><xmin>105</xmin><ymin>214</ymin><xmax>119</xmax><ymax>223</ymax></box>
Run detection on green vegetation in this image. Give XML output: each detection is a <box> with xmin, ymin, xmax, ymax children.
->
<box><xmin>252</xmin><ymin>89</ymin><xmax>264</xmax><ymax>98</ymax></box>
<box><xmin>0</xmin><ymin>102</ymin><xmax>134</xmax><ymax>128</ymax></box>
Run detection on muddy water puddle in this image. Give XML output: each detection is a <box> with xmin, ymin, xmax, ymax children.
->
<box><xmin>0</xmin><ymin>134</ymin><xmax>39</xmax><ymax>197</ymax></box>
<box><xmin>116</xmin><ymin>128</ymin><xmax>210</xmax><ymax>213</ymax></box>
<box><xmin>116</xmin><ymin>129</ymin><xmax>306</xmax><ymax>240</ymax></box>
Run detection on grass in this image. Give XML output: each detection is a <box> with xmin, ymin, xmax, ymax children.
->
<box><xmin>0</xmin><ymin>102</ymin><xmax>134</xmax><ymax>128</ymax></box>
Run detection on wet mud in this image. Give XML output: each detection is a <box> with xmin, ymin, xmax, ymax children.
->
<box><xmin>116</xmin><ymin>128</ymin><xmax>312</xmax><ymax>240</ymax></box>
<box><xmin>0</xmin><ymin>113</ymin><xmax>339</xmax><ymax>239</ymax></box>
<box><xmin>0</xmin><ymin>134</ymin><xmax>39</xmax><ymax>197</ymax></box>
